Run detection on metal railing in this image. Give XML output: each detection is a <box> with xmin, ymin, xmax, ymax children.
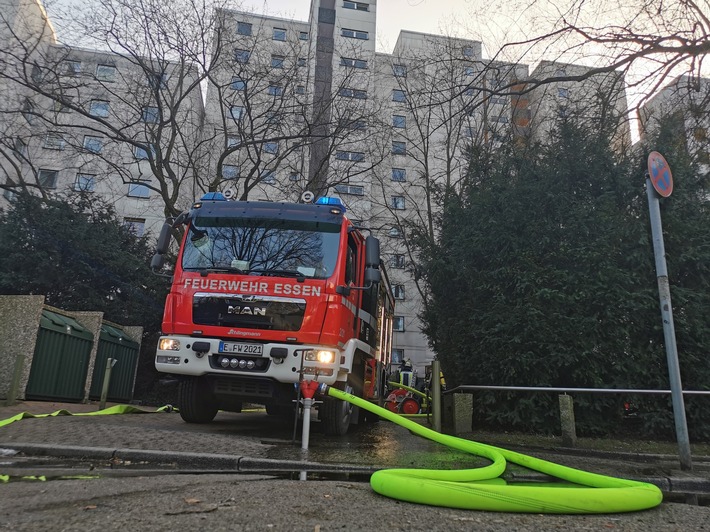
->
<box><xmin>446</xmin><ymin>385</ymin><xmax>710</xmax><ymax>396</ymax></box>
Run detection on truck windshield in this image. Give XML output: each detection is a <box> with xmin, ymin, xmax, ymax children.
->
<box><xmin>181</xmin><ymin>217</ymin><xmax>341</xmax><ymax>279</ymax></box>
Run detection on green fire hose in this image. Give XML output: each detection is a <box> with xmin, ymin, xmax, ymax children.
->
<box><xmin>324</xmin><ymin>385</ymin><xmax>663</xmax><ymax>514</ymax></box>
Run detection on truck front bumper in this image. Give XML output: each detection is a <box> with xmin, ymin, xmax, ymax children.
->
<box><xmin>155</xmin><ymin>335</ymin><xmax>344</xmax><ymax>385</ymax></box>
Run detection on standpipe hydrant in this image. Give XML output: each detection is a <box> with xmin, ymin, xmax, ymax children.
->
<box><xmin>298</xmin><ymin>379</ymin><xmax>324</xmax><ymax>451</ymax></box>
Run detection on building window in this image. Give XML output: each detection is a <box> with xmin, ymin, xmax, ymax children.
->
<box><xmin>234</xmin><ymin>49</ymin><xmax>251</xmax><ymax>63</ymax></box>
<box><xmin>464</xmin><ymin>65</ymin><xmax>475</xmax><ymax>76</ymax></box>
<box><xmin>43</xmin><ymin>133</ymin><xmax>65</xmax><ymax>150</ymax></box>
<box><xmin>3</xmin><ymin>188</ymin><xmax>17</xmax><ymax>202</ymax></box>
<box><xmin>260</xmin><ymin>170</ymin><xmax>276</xmax><ymax>184</ymax></box>
<box><xmin>273</xmin><ymin>27</ymin><xmax>286</xmax><ymax>41</ymax></box>
<box><xmin>123</xmin><ymin>218</ymin><xmax>146</xmax><ymax>237</ymax></box>
<box><xmin>392</xmin><ymin>89</ymin><xmax>407</xmax><ymax>103</ymax></box>
<box><xmin>289</xmin><ymin>172</ymin><xmax>301</xmax><ymax>181</ymax></box>
<box><xmin>335</xmin><ymin>150</ymin><xmax>365</xmax><ymax>162</ymax></box>
<box><xmin>62</xmin><ymin>60</ymin><xmax>81</xmax><ymax>76</ymax></box>
<box><xmin>464</xmin><ymin>126</ymin><xmax>474</xmax><ymax>138</ymax></box>
<box><xmin>391</xmin><ymin>348</ymin><xmax>404</xmax><ymax>364</ymax></box>
<box><xmin>558</xmin><ymin>87</ymin><xmax>570</xmax><ymax>99</ymax></box>
<box><xmin>462</xmin><ymin>45</ymin><xmax>475</xmax><ymax>57</ymax></box>
<box><xmin>295</xmin><ymin>85</ymin><xmax>306</xmax><ymax>95</ymax></box>
<box><xmin>339</xmin><ymin>88</ymin><xmax>367</xmax><ymax>99</ymax></box>
<box><xmin>83</xmin><ymin>135</ymin><xmax>103</xmax><ymax>154</ymax></box>
<box><xmin>341</xmin><ymin>57</ymin><xmax>368</xmax><ymax>69</ymax></box>
<box><xmin>128</xmin><ymin>181</ymin><xmax>151</xmax><ymax>198</ymax></box>
<box><xmin>343</xmin><ymin>1</ymin><xmax>369</xmax><ymax>10</ymax></box>
<box><xmin>391</xmin><ymin>168</ymin><xmax>406</xmax><ymax>182</ymax></box>
<box><xmin>89</xmin><ymin>100</ymin><xmax>110</xmax><ymax>118</ymax></box>
<box><xmin>237</xmin><ymin>21</ymin><xmax>252</xmax><ymax>36</ymax></box>
<box><xmin>392</xmin><ymin>115</ymin><xmax>406</xmax><ymax>128</ymax></box>
<box><xmin>53</xmin><ymin>96</ymin><xmax>73</xmax><ymax>113</ymax></box>
<box><xmin>392</xmin><ymin>141</ymin><xmax>406</xmax><ymax>155</ymax></box>
<box><xmin>227</xmin><ymin>137</ymin><xmax>240</xmax><ymax>148</ymax></box>
<box><xmin>388</xmin><ymin>225</ymin><xmax>402</xmax><ymax>238</ymax></box>
<box><xmin>146</xmin><ymin>71</ymin><xmax>169</xmax><ymax>89</ymax></box>
<box><xmin>95</xmin><ymin>64</ymin><xmax>116</xmax><ymax>82</ymax></box>
<box><xmin>297</xmin><ymin>57</ymin><xmax>307</xmax><ymax>67</ymax></box>
<box><xmin>22</xmin><ymin>99</ymin><xmax>35</xmax><ymax>123</ymax></box>
<box><xmin>271</xmin><ymin>55</ymin><xmax>285</xmax><ymax>68</ymax></box>
<box><xmin>222</xmin><ymin>165</ymin><xmax>239</xmax><ymax>179</ymax></box>
<box><xmin>299</xmin><ymin>31</ymin><xmax>309</xmax><ymax>40</ymax></box>
<box><xmin>464</xmin><ymin>87</ymin><xmax>475</xmax><ymax>96</ymax></box>
<box><xmin>230</xmin><ymin>105</ymin><xmax>245</xmax><ymax>120</ymax></box>
<box><xmin>13</xmin><ymin>138</ymin><xmax>27</xmax><ymax>158</ymax></box>
<box><xmin>142</xmin><ymin>106</ymin><xmax>159</xmax><ymax>123</ymax></box>
<box><xmin>390</xmin><ymin>254</ymin><xmax>405</xmax><ymax>269</ymax></box>
<box><xmin>341</xmin><ymin>28</ymin><xmax>368</xmax><ymax>40</ymax></box>
<box><xmin>393</xmin><ymin>316</ymin><xmax>405</xmax><ymax>332</ymax></box>
<box><xmin>391</xmin><ymin>195</ymin><xmax>406</xmax><ymax>210</ymax></box>
<box><xmin>264</xmin><ymin>142</ymin><xmax>279</xmax><ymax>154</ymax></box>
<box><xmin>38</xmin><ymin>169</ymin><xmax>58</xmax><ymax>189</ymax></box>
<box><xmin>74</xmin><ymin>173</ymin><xmax>96</xmax><ymax>192</ymax></box>
<box><xmin>393</xmin><ymin>284</ymin><xmax>405</xmax><ymax>300</ymax></box>
<box><xmin>134</xmin><ymin>145</ymin><xmax>155</xmax><ymax>160</ymax></box>
<box><xmin>334</xmin><ymin>184</ymin><xmax>365</xmax><ymax>196</ymax></box>
<box><xmin>267</xmin><ymin>85</ymin><xmax>283</xmax><ymax>96</ymax></box>
<box><xmin>392</xmin><ymin>64</ymin><xmax>407</xmax><ymax>77</ymax></box>
<box><xmin>231</xmin><ymin>77</ymin><xmax>246</xmax><ymax>90</ymax></box>
<box><xmin>31</xmin><ymin>63</ymin><xmax>43</xmax><ymax>83</ymax></box>
<box><xmin>339</xmin><ymin>118</ymin><xmax>367</xmax><ymax>130</ymax></box>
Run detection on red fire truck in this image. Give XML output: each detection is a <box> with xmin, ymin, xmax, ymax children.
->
<box><xmin>151</xmin><ymin>194</ymin><xmax>395</xmax><ymax>435</ymax></box>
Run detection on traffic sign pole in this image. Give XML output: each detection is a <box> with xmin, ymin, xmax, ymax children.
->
<box><xmin>645</xmin><ymin>165</ymin><xmax>692</xmax><ymax>471</ymax></box>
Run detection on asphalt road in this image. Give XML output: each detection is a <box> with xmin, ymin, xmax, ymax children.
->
<box><xmin>1</xmin><ymin>401</ymin><xmax>710</xmax><ymax>531</ymax></box>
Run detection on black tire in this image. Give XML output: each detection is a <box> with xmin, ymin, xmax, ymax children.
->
<box><xmin>178</xmin><ymin>376</ymin><xmax>218</xmax><ymax>423</ymax></box>
<box><xmin>320</xmin><ymin>383</ymin><xmax>354</xmax><ymax>435</ymax></box>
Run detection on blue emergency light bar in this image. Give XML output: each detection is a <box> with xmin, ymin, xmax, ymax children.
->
<box><xmin>316</xmin><ymin>196</ymin><xmax>346</xmax><ymax>213</ymax></box>
<box><xmin>200</xmin><ymin>192</ymin><xmax>227</xmax><ymax>201</ymax></box>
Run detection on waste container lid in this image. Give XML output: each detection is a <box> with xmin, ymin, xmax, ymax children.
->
<box><xmin>40</xmin><ymin>309</ymin><xmax>94</xmax><ymax>340</ymax></box>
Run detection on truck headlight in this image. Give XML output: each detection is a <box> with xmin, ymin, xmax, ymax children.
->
<box><xmin>159</xmin><ymin>338</ymin><xmax>181</xmax><ymax>351</ymax></box>
<box><xmin>305</xmin><ymin>349</ymin><xmax>335</xmax><ymax>364</ymax></box>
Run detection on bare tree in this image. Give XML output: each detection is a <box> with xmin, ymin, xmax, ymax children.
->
<box><xmin>467</xmin><ymin>0</ymin><xmax>710</xmax><ymax>113</ymax></box>
<box><xmin>202</xmin><ymin>10</ymin><xmax>389</xmax><ymax>204</ymax></box>
<box><xmin>0</xmin><ymin>0</ymin><xmax>391</xmax><ymax>227</ymax></box>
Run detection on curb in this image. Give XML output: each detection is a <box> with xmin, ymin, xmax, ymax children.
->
<box><xmin>3</xmin><ymin>442</ymin><xmax>710</xmax><ymax>495</ymax></box>
<box><xmin>0</xmin><ymin>442</ymin><xmax>378</xmax><ymax>474</ymax></box>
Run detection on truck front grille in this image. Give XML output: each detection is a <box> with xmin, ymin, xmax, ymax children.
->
<box><xmin>214</xmin><ymin>377</ymin><xmax>274</xmax><ymax>397</ymax></box>
<box><xmin>193</xmin><ymin>293</ymin><xmax>306</xmax><ymax>331</ymax></box>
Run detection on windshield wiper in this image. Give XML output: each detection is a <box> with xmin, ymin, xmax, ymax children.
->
<box><xmin>249</xmin><ymin>268</ymin><xmax>307</xmax><ymax>279</ymax></box>
<box><xmin>186</xmin><ymin>266</ymin><xmax>247</xmax><ymax>276</ymax></box>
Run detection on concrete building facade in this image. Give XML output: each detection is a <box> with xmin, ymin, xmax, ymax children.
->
<box><xmin>1</xmin><ymin>0</ymin><xmax>634</xmax><ymax>377</ymax></box>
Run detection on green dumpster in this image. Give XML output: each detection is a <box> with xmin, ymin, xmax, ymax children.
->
<box><xmin>89</xmin><ymin>324</ymin><xmax>140</xmax><ymax>402</ymax></box>
<box><xmin>25</xmin><ymin>310</ymin><xmax>94</xmax><ymax>402</ymax></box>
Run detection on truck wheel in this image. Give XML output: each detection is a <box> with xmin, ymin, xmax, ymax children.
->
<box><xmin>320</xmin><ymin>384</ymin><xmax>354</xmax><ymax>436</ymax></box>
<box><xmin>178</xmin><ymin>376</ymin><xmax>218</xmax><ymax>423</ymax></box>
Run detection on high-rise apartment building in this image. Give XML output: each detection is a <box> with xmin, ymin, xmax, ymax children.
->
<box><xmin>638</xmin><ymin>75</ymin><xmax>710</xmax><ymax>169</ymax></box>
<box><xmin>1</xmin><ymin>0</ymin><xmax>634</xmax><ymax>376</ymax></box>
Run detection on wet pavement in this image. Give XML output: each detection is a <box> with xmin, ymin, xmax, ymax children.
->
<box><xmin>2</xmin><ymin>400</ymin><xmax>710</xmax><ymax>530</ymax></box>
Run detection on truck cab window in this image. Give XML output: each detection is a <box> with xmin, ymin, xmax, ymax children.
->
<box><xmin>345</xmin><ymin>238</ymin><xmax>357</xmax><ymax>284</ymax></box>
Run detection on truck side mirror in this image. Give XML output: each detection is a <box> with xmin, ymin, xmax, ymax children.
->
<box><xmin>364</xmin><ymin>235</ymin><xmax>381</xmax><ymax>285</ymax></box>
<box><xmin>151</xmin><ymin>253</ymin><xmax>165</xmax><ymax>271</ymax></box>
<box><xmin>155</xmin><ymin>222</ymin><xmax>172</xmax><ymax>254</ymax></box>
<box><xmin>364</xmin><ymin>267</ymin><xmax>381</xmax><ymax>285</ymax></box>
<box><xmin>151</xmin><ymin>221</ymin><xmax>173</xmax><ymax>275</ymax></box>
<box><xmin>365</xmin><ymin>235</ymin><xmax>380</xmax><ymax>268</ymax></box>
